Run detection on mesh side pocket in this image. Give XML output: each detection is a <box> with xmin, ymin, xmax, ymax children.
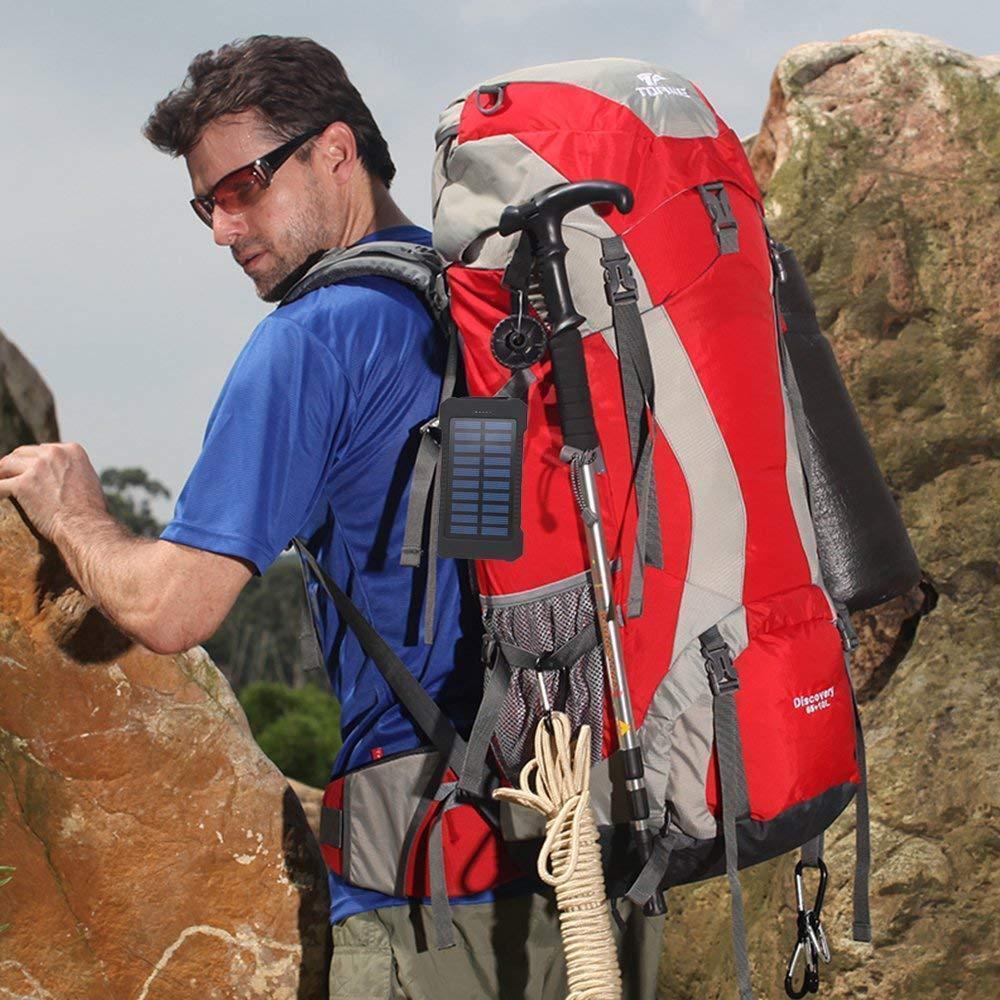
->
<box><xmin>483</xmin><ymin>579</ymin><xmax>605</xmax><ymax>783</ymax></box>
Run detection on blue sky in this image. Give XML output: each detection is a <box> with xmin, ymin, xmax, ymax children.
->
<box><xmin>1</xmin><ymin>1</ymin><xmax>995</xmax><ymax>519</ymax></box>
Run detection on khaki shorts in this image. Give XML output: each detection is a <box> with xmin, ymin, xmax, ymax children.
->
<box><xmin>329</xmin><ymin>892</ymin><xmax>664</xmax><ymax>1000</ymax></box>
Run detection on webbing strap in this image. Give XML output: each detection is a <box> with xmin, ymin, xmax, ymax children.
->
<box><xmin>297</xmin><ymin>552</ymin><xmax>326</xmax><ymax>673</ymax></box>
<box><xmin>495</xmin><ymin>619</ymin><xmax>602</xmax><ymax>674</ymax></box>
<box><xmin>400</xmin><ymin>431</ymin><xmax>440</xmax><ymax>568</ymax></box>
<box><xmin>428</xmin><ymin>783</ymin><xmax>459</xmax><ymax>949</ymax></box>
<box><xmin>399</xmin><ymin>330</ymin><xmax>460</xmax><ymax>644</ymax></box>
<box><xmin>625</xmin><ymin>829</ymin><xmax>674</xmax><ymax>907</ymax></box>
<box><xmin>423</xmin><ymin>458</ymin><xmax>443</xmax><ymax>645</ymax></box>
<box><xmin>716</xmin><ymin>690</ymin><xmax>753</xmax><ymax>1000</ymax></box>
<box><xmin>502</xmin><ymin>232</ymin><xmax>534</xmax><ymax>293</ymax></box>
<box><xmin>458</xmin><ymin>651</ymin><xmax>512</xmax><ymax>798</ymax></box>
<box><xmin>697</xmin><ymin>183</ymin><xmax>740</xmax><ymax>255</ymax></box>
<box><xmin>599</xmin><ymin>237</ymin><xmax>662</xmax><ymax>618</ymax></box>
<box><xmin>319</xmin><ymin>806</ymin><xmax>343</xmax><ymax>849</ymax></box>
<box><xmin>457</xmin><ymin>620</ymin><xmax>600</xmax><ymax>796</ymax></box>
<box><xmin>800</xmin><ymin>833</ymin><xmax>824</xmax><ymax>866</ymax></box>
<box><xmin>700</xmin><ymin>626</ymin><xmax>753</xmax><ymax>1000</ymax></box>
<box><xmin>292</xmin><ymin>539</ymin><xmax>467</xmax><ymax>773</ymax></box>
<box><xmin>776</xmin><ymin>314</ymin><xmax>816</xmax><ymax>509</ymax></box>
<box><xmin>851</xmin><ymin>711</ymin><xmax>873</xmax><ymax>942</ymax></box>
<box><xmin>495</xmin><ymin>367</ymin><xmax>536</xmax><ymax>402</ymax></box>
<box><xmin>834</xmin><ymin>601</ymin><xmax>873</xmax><ymax>942</ymax></box>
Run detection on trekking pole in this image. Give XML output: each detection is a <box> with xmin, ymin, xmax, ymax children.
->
<box><xmin>498</xmin><ymin>180</ymin><xmax>667</xmax><ymax>917</ymax></box>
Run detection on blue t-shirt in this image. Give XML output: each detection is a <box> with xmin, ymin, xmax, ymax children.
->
<box><xmin>162</xmin><ymin>225</ymin><xmax>499</xmax><ymax>921</ymax></box>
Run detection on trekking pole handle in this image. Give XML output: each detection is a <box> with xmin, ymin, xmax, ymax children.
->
<box><xmin>497</xmin><ymin>180</ymin><xmax>633</xmax><ymax>238</ymax></box>
<box><xmin>498</xmin><ymin>181</ymin><xmax>634</xmax><ymax>452</ymax></box>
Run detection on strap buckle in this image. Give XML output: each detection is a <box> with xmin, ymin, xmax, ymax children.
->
<box><xmin>697</xmin><ymin>181</ymin><xmax>739</xmax><ymax>253</ymax></box>
<box><xmin>429</xmin><ymin>271</ymin><xmax>451</xmax><ymax>318</ymax></box>
<box><xmin>700</xmin><ymin>630</ymin><xmax>739</xmax><ymax>696</ymax></box>
<box><xmin>784</xmin><ymin>858</ymin><xmax>831</xmax><ymax>998</ymax></box>
<box><xmin>419</xmin><ymin>415</ymin><xmax>441</xmax><ymax>443</ymax></box>
<box><xmin>599</xmin><ymin>246</ymin><xmax>639</xmax><ymax>306</ymax></box>
<box><xmin>834</xmin><ymin>604</ymin><xmax>859</xmax><ymax>652</ymax></box>
<box><xmin>481</xmin><ymin>634</ymin><xmax>498</xmax><ymax>667</ymax></box>
<box><xmin>767</xmin><ymin>235</ymin><xmax>787</xmax><ymax>284</ymax></box>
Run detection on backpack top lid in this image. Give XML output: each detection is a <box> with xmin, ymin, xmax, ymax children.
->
<box><xmin>432</xmin><ymin>58</ymin><xmax>759</xmax><ymax>268</ymax></box>
<box><xmin>434</xmin><ymin>58</ymin><xmax>720</xmax><ymax>146</ymax></box>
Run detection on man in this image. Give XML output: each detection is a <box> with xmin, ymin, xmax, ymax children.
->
<box><xmin>0</xmin><ymin>36</ymin><xmax>662</xmax><ymax>999</ymax></box>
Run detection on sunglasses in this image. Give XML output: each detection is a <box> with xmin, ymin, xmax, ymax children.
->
<box><xmin>190</xmin><ymin>126</ymin><xmax>325</xmax><ymax>227</ymax></box>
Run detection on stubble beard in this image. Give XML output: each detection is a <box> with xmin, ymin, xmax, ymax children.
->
<box><xmin>252</xmin><ymin>184</ymin><xmax>337</xmax><ymax>303</ymax></box>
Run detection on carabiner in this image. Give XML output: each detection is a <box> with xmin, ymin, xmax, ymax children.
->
<box><xmin>785</xmin><ymin>858</ymin><xmax>831</xmax><ymax>997</ymax></box>
<box><xmin>784</xmin><ymin>937</ymin><xmax>819</xmax><ymax>998</ymax></box>
<box><xmin>807</xmin><ymin>911</ymin><xmax>832</xmax><ymax>964</ymax></box>
<box><xmin>795</xmin><ymin>857</ymin><xmax>829</xmax><ymax>916</ymax></box>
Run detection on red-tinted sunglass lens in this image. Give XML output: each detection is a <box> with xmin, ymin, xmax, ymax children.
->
<box><xmin>191</xmin><ymin>198</ymin><xmax>214</xmax><ymax>227</ymax></box>
<box><xmin>213</xmin><ymin>166</ymin><xmax>265</xmax><ymax>214</ymax></box>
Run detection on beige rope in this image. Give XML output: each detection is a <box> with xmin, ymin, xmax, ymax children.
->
<box><xmin>494</xmin><ymin>712</ymin><xmax>622</xmax><ymax>1000</ymax></box>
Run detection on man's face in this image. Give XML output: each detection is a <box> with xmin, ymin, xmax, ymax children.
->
<box><xmin>186</xmin><ymin>110</ymin><xmax>343</xmax><ymax>301</ymax></box>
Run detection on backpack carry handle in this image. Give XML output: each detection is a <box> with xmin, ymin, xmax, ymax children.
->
<box><xmin>498</xmin><ymin>181</ymin><xmax>634</xmax><ymax>452</ymax></box>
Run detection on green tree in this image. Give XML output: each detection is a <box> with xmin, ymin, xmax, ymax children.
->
<box><xmin>100</xmin><ymin>466</ymin><xmax>170</xmax><ymax>538</ymax></box>
<box><xmin>238</xmin><ymin>681</ymin><xmax>341</xmax><ymax>787</ymax></box>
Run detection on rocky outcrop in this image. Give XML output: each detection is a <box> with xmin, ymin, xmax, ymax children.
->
<box><xmin>0</xmin><ymin>502</ymin><xmax>331</xmax><ymax>999</ymax></box>
<box><xmin>658</xmin><ymin>31</ymin><xmax>999</xmax><ymax>998</ymax></box>
<box><xmin>0</xmin><ymin>329</ymin><xmax>59</xmax><ymax>455</ymax></box>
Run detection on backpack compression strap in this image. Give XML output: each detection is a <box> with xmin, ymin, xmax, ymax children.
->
<box><xmin>598</xmin><ymin>236</ymin><xmax>664</xmax><ymax>618</ymax></box>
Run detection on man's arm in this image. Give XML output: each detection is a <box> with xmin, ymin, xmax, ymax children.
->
<box><xmin>0</xmin><ymin>442</ymin><xmax>252</xmax><ymax>654</ymax></box>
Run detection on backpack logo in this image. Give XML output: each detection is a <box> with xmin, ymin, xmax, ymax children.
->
<box><xmin>635</xmin><ymin>73</ymin><xmax>691</xmax><ymax>99</ymax></box>
<box><xmin>793</xmin><ymin>686</ymin><xmax>836</xmax><ymax>715</ymax></box>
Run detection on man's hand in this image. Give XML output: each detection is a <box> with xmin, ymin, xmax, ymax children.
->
<box><xmin>0</xmin><ymin>441</ymin><xmax>252</xmax><ymax>654</ymax></box>
<box><xmin>0</xmin><ymin>442</ymin><xmax>107</xmax><ymax>541</ymax></box>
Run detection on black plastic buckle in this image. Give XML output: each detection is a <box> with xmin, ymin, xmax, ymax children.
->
<box><xmin>481</xmin><ymin>634</ymin><xmax>498</xmax><ymax>667</ymax></box>
<box><xmin>698</xmin><ymin>181</ymin><xmax>739</xmax><ymax>250</ymax></box>
<box><xmin>599</xmin><ymin>248</ymin><xmax>638</xmax><ymax>306</ymax></box>
<box><xmin>835</xmin><ymin>605</ymin><xmax>859</xmax><ymax>652</ymax></box>
<box><xmin>419</xmin><ymin>415</ymin><xmax>441</xmax><ymax>443</ymax></box>
<box><xmin>429</xmin><ymin>271</ymin><xmax>451</xmax><ymax>318</ymax></box>
<box><xmin>767</xmin><ymin>235</ymin><xmax>787</xmax><ymax>284</ymax></box>
<box><xmin>700</xmin><ymin>631</ymin><xmax>739</xmax><ymax>696</ymax></box>
<box><xmin>699</xmin><ymin>182</ymin><xmax>737</xmax><ymax>228</ymax></box>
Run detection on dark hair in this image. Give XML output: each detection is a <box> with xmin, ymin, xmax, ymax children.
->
<box><xmin>143</xmin><ymin>35</ymin><xmax>396</xmax><ymax>188</ymax></box>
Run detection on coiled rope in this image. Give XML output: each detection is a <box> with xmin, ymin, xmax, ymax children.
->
<box><xmin>494</xmin><ymin>712</ymin><xmax>622</xmax><ymax>1000</ymax></box>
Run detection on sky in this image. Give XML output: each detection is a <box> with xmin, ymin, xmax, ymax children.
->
<box><xmin>1</xmin><ymin>1</ymin><xmax>996</xmax><ymax>521</ymax></box>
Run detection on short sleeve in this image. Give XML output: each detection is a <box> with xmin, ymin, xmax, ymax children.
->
<box><xmin>161</xmin><ymin>315</ymin><xmax>356</xmax><ymax>573</ymax></box>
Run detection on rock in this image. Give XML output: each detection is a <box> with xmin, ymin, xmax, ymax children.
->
<box><xmin>0</xmin><ymin>329</ymin><xmax>59</xmax><ymax>454</ymax></box>
<box><xmin>0</xmin><ymin>500</ymin><xmax>331</xmax><ymax>999</ymax></box>
<box><xmin>658</xmin><ymin>31</ymin><xmax>999</xmax><ymax>998</ymax></box>
<box><xmin>287</xmin><ymin>777</ymin><xmax>324</xmax><ymax>843</ymax></box>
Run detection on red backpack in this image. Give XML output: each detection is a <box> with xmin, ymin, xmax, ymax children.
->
<box><xmin>288</xmin><ymin>58</ymin><xmax>920</xmax><ymax>998</ymax></box>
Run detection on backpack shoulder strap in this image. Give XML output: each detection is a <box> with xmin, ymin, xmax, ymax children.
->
<box><xmin>292</xmin><ymin>538</ymin><xmax>467</xmax><ymax>775</ymax></box>
<box><xmin>281</xmin><ymin>241</ymin><xmax>450</xmax><ymax>324</ymax></box>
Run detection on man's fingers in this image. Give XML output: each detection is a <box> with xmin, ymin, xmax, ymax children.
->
<box><xmin>0</xmin><ymin>454</ymin><xmax>32</xmax><ymax>480</ymax></box>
